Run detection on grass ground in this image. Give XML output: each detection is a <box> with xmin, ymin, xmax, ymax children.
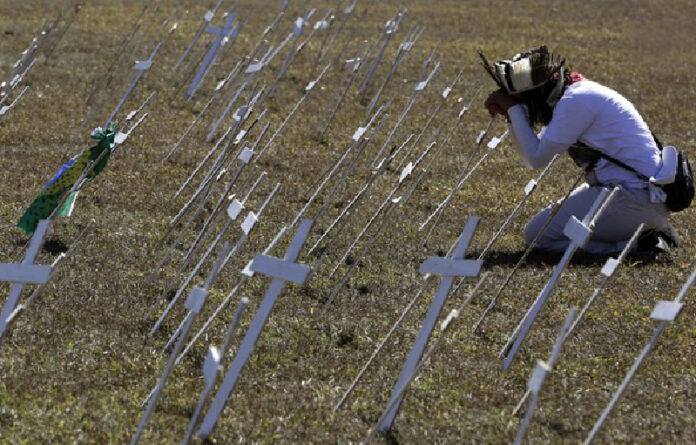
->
<box><xmin>0</xmin><ymin>0</ymin><xmax>695</xmax><ymax>443</ymax></box>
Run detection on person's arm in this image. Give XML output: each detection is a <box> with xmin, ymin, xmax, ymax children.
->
<box><xmin>507</xmin><ymin>105</ymin><xmax>569</xmax><ymax>168</ymax></box>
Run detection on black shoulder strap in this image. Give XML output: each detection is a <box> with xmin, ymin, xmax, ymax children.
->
<box><xmin>580</xmin><ymin>145</ymin><xmax>651</xmax><ymax>182</ymax></box>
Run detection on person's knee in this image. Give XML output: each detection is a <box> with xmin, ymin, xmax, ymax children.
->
<box><xmin>523</xmin><ymin>218</ymin><xmax>542</xmax><ymax>246</ymax></box>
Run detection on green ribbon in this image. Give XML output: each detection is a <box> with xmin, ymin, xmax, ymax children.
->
<box><xmin>17</xmin><ymin>126</ymin><xmax>116</xmax><ymax>234</ymax></box>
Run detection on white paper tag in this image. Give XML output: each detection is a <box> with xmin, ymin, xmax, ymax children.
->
<box><xmin>293</xmin><ymin>18</ymin><xmax>304</xmax><ymax>36</ymax></box>
<box><xmin>203</xmin><ymin>346</ymin><xmax>221</xmax><ymax>383</ymax></box>
<box><xmin>400</xmin><ymin>42</ymin><xmax>413</xmax><ymax>51</ymax></box>
<box><xmin>601</xmin><ymin>257</ymin><xmax>620</xmax><ymax>277</ymax></box>
<box><xmin>242</xmin><ymin>260</ymin><xmax>254</xmax><ymax>277</ymax></box>
<box><xmin>215</xmin><ymin>80</ymin><xmax>226</xmax><ymax>91</ymax></box>
<box><xmin>135</xmin><ymin>60</ymin><xmax>153</xmax><ymax>71</ymax></box>
<box><xmin>241</xmin><ymin>211</ymin><xmax>258</xmax><ymax>235</ymax></box>
<box><xmin>245</xmin><ymin>62</ymin><xmax>263</xmax><ymax>73</ymax></box>
<box><xmin>234</xmin><ymin>130</ymin><xmax>247</xmax><ymax>144</ymax></box>
<box><xmin>314</xmin><ymin>20</ymin><xmax>328</xmax><ymax>30</ymax></box>
<box><xmin>415</xmin><ymin>80</ymin><xmax>427</xmax><ymax>91</ymax></box>
<box><xmin>476</xmin><ymin>131</ymin><xmax>486</xmax><ymax>145</ymax></box>
<box><xmin>487</xmin><ymin>137</ymin><xmax>501</xmax><ymax>149</ymax></box>
<box><xmin>238</xmin><ymin>146</ymin><xmax>253</xmax><ymax>164</ymax></box>
<box><xmin>650</xmin><ymin>300</ymin><xmax>683</xmax><ymax>322</ymax></box>
<box><xmin>391</xmin><ymin>196</ymin><xmax>403</xmax><ymax>204</ymax></box>
<box><xmin>185</xmin><ymin>286</ymin><xmax>208</xmax><ymax>313</ymax></box>
<box><xmin>528</xmin><ymin>360</ymin><xmax>549</xmax><ymax>393</ymax></box>
<box><xmin>204</xmin><ymin>10</ymin><xmax>215</xmax><ymax>22</ymax></box>
<box><xmin>563</xmin><ymin>215</ymin><xmax>591</xmax><ymax>247</ymax></box>
<box><xmin>227</xmin><ymin>199</ymin><xmax>244</xmax><ymax>220</ymax></box>
<box><xmin>305</xmin><ymin>80</ymin><xmax>317</xmax><ymax>92</ymax></box>
<box><xmin>399</xmin><ymin>162</ymin><xmax>413</xmax><ymax>183</ymax></box>
<box><xmin>524</xmin><ymin>179</ymin><xmax>537</xmax><ymax>196</ymax></box>
<box><xmin>233</xmin><ymin>106</ymin><xmax>249</xmax><ymax>121</ymax></box>
<box><xmin>352</xmin><ymin>126</ymin><xmax>366</xmax><ymax>141</ymax></box>
<box><xmin>125</xmin><ymin>109</ymin><xmax>137</xmax><ymax>121</ymax></box>
<box><xmin>114</xmin><ymin>132</ymin><xmax>128</xmax><ymax>145</ymax></box>
<box><xmin>440</xmin><ymin>309</ymin><xmax>459</xmax><ymax>331</ymax></box>
<box><xmin>458</xmin><ymin>105</ymin><xmax>469</xmax><ymax>118</ymax></box>
<box><xmin>0</xmin><ymin>106</ymin><xmax>9</xmax><ymax>116</ymax></box>
<box><xmin>442</xmin><ymin>87</ymin><xmax>452</xmax><ymax>99</ymax></box>
<box><xmin>352</xmin><ymin>59</ymin><xmax>362</xmax><ymax>72</ymax></box>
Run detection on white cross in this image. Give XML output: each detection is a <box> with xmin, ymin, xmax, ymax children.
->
<box><xmin>104</xmin><ymin>42</ymin><xmax>161</xmax><ymax>129</ymax></box>
<box><xmin>0</xmin><ymin>220</ymin><xmax>52</xmax><ymax>339</ymax></box>
<box><xmin>584</xmin><ymin>265</ymin><xmax>696</xmax><ymax>444</ymax></box>
<box><xmin>197</xmin><ymin>220</ymin><xmax>314</xmax><ymax>439</ymax></box>
<box><xmin>377</xmin><ymin>217</ymin><xmax>483</xmax><ymax>433</ymax></box>
<box><xmin>188</xmin><ymin>13</ymin><xmax>238</xmax><ymax>98</ymax></box>
<box><xmin>501</xmin><ymin>187</ymin><xmax>619</xmax><ymax>370</ymax></box>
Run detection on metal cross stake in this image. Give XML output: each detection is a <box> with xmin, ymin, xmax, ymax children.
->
<box><xmin>188</xmin><ymin>12</ymin><xmax>238</xmax><ymax>99</ymax></box>
<box><xmin>0</xmin><ymin>86</ymin><xmax>29</xmax><ymax>120</ymax></box>
<box><xmin>317</xmin><ymin>41</ymin><xmax>374</xmax><ymax>139</ymax></box>
<box><xmin>267</xmin><ymin>9</ymin><xmax>315</xmax><ymax>98</ymax></box>
<box><xmin>0</xmin><ymin>221</ymin><xmax>93</xmax><ymax>348</ymax></box>
<box><xmin>163</xmin><ymin>62</ymin><xmax>242</xmax><ymax>161</ymax></box>
<box><xmin>514</xmin><ymin>308</ymin><xmax>577</xmax><ymax>445</ymax></box>
<box><xmin>318</xmin><ymin>0</ymin><xmax>357</xmax><ymax>62</ymax></box>
<box><xmin>173</xmin><ymin>0</ymin><xmax>225</xmax><ymax>72</ymax></box>
<box><xmin>206</xmin><ymin>49</ymin><xmax>273</xmax><ymax>143</ymax></box>
<box><xmin>172</xmin><ymin>88</ymin><xmax>263</xmax><ymax>230</ymax></box>
<box><xmin>501</xmin><ymin>186</ymin><xmax>620</xmax><ymax>370</ymax></box>
<box><xmin>371</xmin><ymin>61</ymin><xmax>440</xmax><ymax>168</ymax></box>
<box><xmin>296</xmin><ymin>9</ymin><xmax>334</xmax><ymax>57</ymax></box>
<box><xmin>197</xmin><ymin>219</ymin><xmax>314</xmax><ymax>439</ymax></box>
<box><xmin>328</xmin><ymin>137</ymin><xmax>415</xmax><ymax>279</ymax></box>
<box><xmin>358</xmin><ymin>10</ymin><xmax>404</xmax><ymax>93</ymax></box>
<box><xmin>395</xmin><ymin>70</ymin><xmax>465</xmax><ymax>170</ymax></box>
<box><xmin>130</xmin><ymin>283</ymin><xmax>215</xmax><ymax>445</ymax></box>
<box><xmin>366</xmin><ymin>25</ymin><xmax>424</xmax><ymax>117</ymax></box>
<box><xmin>139</xmin><ymin>242</ymin><xmax>231</xmax><ymax>409</ymax></box>
<box><xmin>157</xmin><ymin>182</ymin><xmax>280</xmax><ymax>347</ymax></box>
<box><xmin>83</xmin><ymin>4</ymin><xmax>151</xmax><ymax>105</ymax></box>
<box><xmin>306</xmin><ymin>134</ymin><xmax>405</xmax><ymax>258</ymax></box>
<box><xmin>104</xmin><ymin>42</ymin><xmax>162</xmax><ymax>129</ymax></box>
<box><xmin>181</xmin><ymin>297</ymin><xmax>249</xmax><ymax>445</ymax></box>
<box><xmin>376</xmin><ymin>217</ymin><xmax>483</xmax><ymax>434</ymax></box>
<box><xmin>176</xmin><ymin>226</ymin><xmax>288</xmax><ymax>366</ymax></box>
<box><xmin>420</xmin><ymin>128</ymin><xmax>509</xmax><ymax>247</ymax></box>
<box><xmin>256</xmin><ymin>62</ymin><xmax>331</xmax><ymax>162</ymax></box>
<box><xmin>361</xmin><ymin>273</ymin><xmax>489</xmax><ymax>442</ymax></box>
<box><xmin>584</xmin><ymin>264</ymin><xmax>696</xmax><ymax>444</ymax></box>
<box><xmin>293</xmin><ymin>105</ymin><xmax>388</xmax><ymax>230</ymax></box>
<box><xmin>311</xmin><ymin>10</ymin><xmax>335</xmax><ymax>65</ymax></box>
<box><xmin>150</xmin><ymin>149</ymin><xmax>264</xmax><ymax>328</ymax></box>
<box><xmin>0</xmin><ymin>220</ymin><xmax>53</xmax><ymax>339</ymax></box>
<box><xmin>511</xmin><ymin>223</ymin><xmax>645</xmax><ymax>419</ymax></box>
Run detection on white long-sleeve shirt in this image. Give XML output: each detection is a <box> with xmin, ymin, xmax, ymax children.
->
<box><xmin>506</xmin><ymin>80</ymin><xmax>662</xmax><ymax>190</ymax></box>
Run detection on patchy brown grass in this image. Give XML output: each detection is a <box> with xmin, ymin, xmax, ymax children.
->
<box><xmin>0</xmin><ymin>0</ymin><xmax>695</xmax><ymax>443</ymax></box>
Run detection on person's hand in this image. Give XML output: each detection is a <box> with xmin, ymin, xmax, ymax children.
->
<box><xmin>484</xmin><ymin>89</ymin><xmax>519</xmax><ymax>118</ymax></box>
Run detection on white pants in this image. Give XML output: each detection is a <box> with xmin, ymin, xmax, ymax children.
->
<box><xmin>524</xmin><ymin>184</ymin><xmax>670</xmax><ymax>254</ymax></box>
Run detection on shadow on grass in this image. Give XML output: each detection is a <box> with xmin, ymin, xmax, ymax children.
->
<box><xmin>475</xmin><ymin>249</ymin><xmax>672</xmax><ymax>268</ymax></box>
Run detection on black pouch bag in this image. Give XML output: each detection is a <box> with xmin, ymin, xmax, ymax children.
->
<box><xmin>567</xmin><ymin>139</ymin><xmax>694</xmax><ymax>212</ymax></box>
<box><xmin>661</xmin><ymin>149</ymin><xmax>694</xmax><ymax>212</ymax></box>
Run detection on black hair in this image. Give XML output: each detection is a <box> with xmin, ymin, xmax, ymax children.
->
<box><xmin>520</xmin><ymin>69</ymin><xmax>571</xmax><ymax>126</ymax></box>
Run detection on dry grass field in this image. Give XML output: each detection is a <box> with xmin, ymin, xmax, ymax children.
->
<box><xmin>0</xmin><ymin>0</ymin><xmax>695</xmax><ymax>443</ymax></box>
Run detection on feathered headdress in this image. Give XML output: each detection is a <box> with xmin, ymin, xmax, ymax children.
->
<box><xmin>478</xmin><ymin>45</ymin><xmax>566</xmax><ymax>93</ymax></box>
